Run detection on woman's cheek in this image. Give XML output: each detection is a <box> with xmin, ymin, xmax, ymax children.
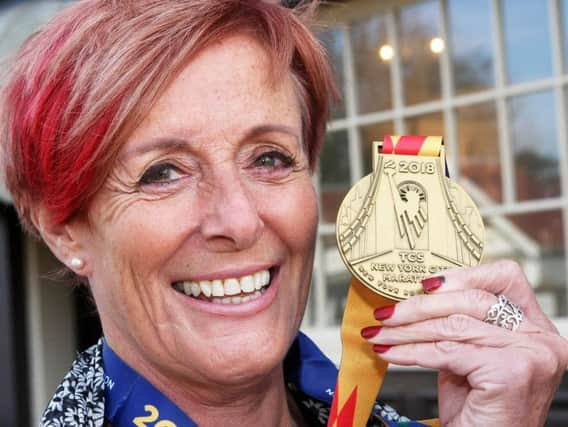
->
<box><xmin>278</xmin><ymin>179</ymin><xmax>318</xmax><ymax>234</ymax></box>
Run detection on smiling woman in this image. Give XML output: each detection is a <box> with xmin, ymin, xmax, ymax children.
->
<box><xmin>0</xmin><ymin>1</ymin><xmax>342</xmax><ymax>426</ymax></box>
<box><xmin>2</xmin><ymin>1</ymin><xmax>567</xmax><ymax>427</ymax></box>
<box><xmin>79</xmin><ymin>35</ymin><xmax>320</xmax><ymax>402</ymax></box>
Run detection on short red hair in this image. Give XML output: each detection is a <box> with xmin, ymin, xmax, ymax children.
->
<box><xmin>0</xmin><ymin>0</ymin><xmax>335</xmax><ymax>235</ymax></box>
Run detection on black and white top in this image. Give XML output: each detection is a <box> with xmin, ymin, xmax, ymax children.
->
<box><xmin>41</xmin><ymin>335</ymin><xmax>418</xmax><ymax>427</ymax></box>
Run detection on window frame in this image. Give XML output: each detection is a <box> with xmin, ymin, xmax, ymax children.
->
<box><xmin>308</xmin><ymin>0</ymin><xmax>568</xmax><ymax>363</ymax></box>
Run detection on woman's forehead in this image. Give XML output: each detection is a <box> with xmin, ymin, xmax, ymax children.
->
<box><xmin>123</xmin><ymin>36</ymin><xmax>301</xmax><ymax>146</ymax></box>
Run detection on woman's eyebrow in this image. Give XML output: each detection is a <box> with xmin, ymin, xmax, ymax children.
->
<box><xmin>121</xmin><ymin>124</ymin><xmax>301</xmax><ymax>161</ymax></box>
<box><xmin>120</xmin><ymin>138</ymin><xmax>192</xmax><ymax>161</ymax></box>
<box><xmin>242</xmin><ymin>124</ymin><xmax>300</xmax><ymax>142</ymax></box>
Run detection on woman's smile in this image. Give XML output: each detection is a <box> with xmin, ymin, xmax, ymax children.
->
<box><xmin>171</xmin><ymin>266</ymin><xmax>283</xmax><ymax>317</ymax></box>
<box><xmin>172</xmin><ymin>267</ymin><xmax>273</xmax><ymax>303</ymax></box>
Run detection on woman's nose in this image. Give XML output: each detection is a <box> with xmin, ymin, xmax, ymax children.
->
<box><xmin>200</xmin><ymin>174</ymin><xmax>264</xmax><ymax>251</ymax></box>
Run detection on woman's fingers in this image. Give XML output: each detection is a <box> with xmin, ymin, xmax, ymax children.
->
<box><xmin>423</xmin><ymin>260</ymin><xmax>555</xmax><ymax>332</ymax></box>
<box><xmin>369</xmin><ymin>340</ymin><xmax>499</xmax><ymax>374</ymax></box>
<box><xmin>371</xmin><ymin>335</ymin><xmax>567</xmax><ymax>391</ymax></box>
<box><xmin>364</xmin><ymin>313</ymin><xmax>541</xmax><ymax>348</ymax></box>
<box><xmin>375</xmin><ymin>288</ymin><xmax>541</xmax><ymax>334</ymax></box>
<box><xmin>432</xmin><ymin>260</ymin><xmax>531</xmax><ymax>299</ymax></box>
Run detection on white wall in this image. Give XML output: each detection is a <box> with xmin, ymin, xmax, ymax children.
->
<box><xmin>25</xmin><ymin>237</ymin><xmax>76</xmax><ymax>425</ymax></box>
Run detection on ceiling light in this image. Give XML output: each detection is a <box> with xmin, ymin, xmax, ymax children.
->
<box><xmin>430</xmin><ymin>37</ymin><xmax>445</xmax><ymax>54</ymax></box>
<box><xmin>378</xmin><ymin>44</ymin><xmax>394</xmax><ymax>62</ymax></box>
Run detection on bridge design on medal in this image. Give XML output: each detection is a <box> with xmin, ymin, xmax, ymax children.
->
<box><xmin>338</xmin><ymin>158</ymin><xmax>484</xmax><ymax>270</ymax></box>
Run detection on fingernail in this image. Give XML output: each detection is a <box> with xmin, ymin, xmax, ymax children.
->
<box><xmin>422</xmin><ymin>276</ymin><xmax>445</xmax><ymax>292</ymax></box>
<box><xmin>374</xmin><ymin>305</ymin><xmax>395</xmax><ymax>321</ymax></box>
<box><xmin>373</xmin><ymin>344</ymin><xmax>391</xmax><ymax>354</ymax></box>
<box><xmin>361</xmin><ymin>326</ymin><xmax>382</xmax><ymax>339</ymax></box>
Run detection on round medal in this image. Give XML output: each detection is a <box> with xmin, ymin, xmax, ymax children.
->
<box><xmin>336</xmin><ymin>142</ymin><xmax>485</xmax><ymax>301</ymax></box>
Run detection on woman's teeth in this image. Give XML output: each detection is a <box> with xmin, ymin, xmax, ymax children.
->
<box><xmin>174</xmin><ymin>270</ymin><xmax>271</xmax><ymax>304</ymax></box>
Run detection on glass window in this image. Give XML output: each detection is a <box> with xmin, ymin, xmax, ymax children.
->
<box><xmin>359</xmin><ymin>122</ymin><xmax>395</xmax><ymax>175</ymax></box>
<box><xmin>0</xmin><ymin>2</ymin><xmax>68</xmax><ymax>59</ymax></box>
<box><xmin>503</xmin><ymin>0</ymin><xmax>553</xmax><ymax>84</ymax></box>
<box><xmin>319</xmin><ymin>29</ymin><xmax>347</xmax><ymax>119</ymax></box>
<box><xmin>563</xmin><ymin>0</ymin><xmax>568</xmax><ymax>72</ymax></box>
<box><xmin>351</xmin><ymin>15</ymin><xmax>392</xmax><ymax>114</ymax></box>
<box><xmin>484</xmin><ymin>210</ymin><xmax>566</xmax><ymax>317</ymax></box>
<box><xmin>398</xmin><ymin>0</ymin><xmax>442</xmax><ymax>105</ymax></box>
<box><xmin>405</xmin><ymin>111</ymin><xmax>444</xmax><ymax>135</ymax></box>
<box><xmin>448</xmin><ymin>0</ymin><xmax>494</xmax><ymax>94</ymax></box>
<box><xmin>456</xmin><ymin>102</ymin><xmax>502</xmax><ymax>203</ymax></box>
<box><xmin>317</xmin><ymin>0</ymin><xmax>568</xmax><ymax>333</ymax></box>
<box><xmin>508</xmin><ymin>91</ymin><xmax>560</xmax><ymax>201</ymax></box>
<box><xmin>322</xmin><ymin>234</ymin><xmax>350</xmax><ymax>326</ymax></box>
<box><xmin>319</xmin><ymin>130</ymin><xmax>350</xmax><ymax>224</ymax></box>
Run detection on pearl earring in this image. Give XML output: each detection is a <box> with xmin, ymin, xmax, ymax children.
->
<box><xmin>70</xmin><ymin>257</ymin><xmax>85</xmax><ymax>270</ymax></box>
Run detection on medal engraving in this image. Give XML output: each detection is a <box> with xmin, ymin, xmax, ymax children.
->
<box><xmin>337</xmin><ymin>142</ymin><xmax>485</xmax><ymax>301</ymax></box>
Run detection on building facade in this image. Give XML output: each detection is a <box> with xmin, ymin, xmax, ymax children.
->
<box><xmin>2</xmin><ymin>0</ymin><xmax>568</xmax><ymax>425</ymax></box>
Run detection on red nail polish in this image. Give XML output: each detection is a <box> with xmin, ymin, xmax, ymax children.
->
<box><xmin>374</xmin><ymin>305</ymin><xmax>395</xmax><ymax>321</ymax></box>
<box><xmin>361</xmin><ymin>326</ymin><xmax>382</xmax><ymax>339</ymax></box>
<box><xmin>373</xmin><ymin>344</ymin><xmax>391</xmax><ymax>354</ymax></box>
<box><xmin>422</xmin><ymin>276</ymin><xmax>445</xmax><ymax>292</ymax></box>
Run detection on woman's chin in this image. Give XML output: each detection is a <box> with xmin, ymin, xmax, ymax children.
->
<box><xmin>153</xmin><ymin>267</ymin><xmax>303</xmax><ymax>386</ymax></box>
<box><xmin>185</xmin><ymin>336</ymin><xmax>289</xmax><ymax>387</ymax></box>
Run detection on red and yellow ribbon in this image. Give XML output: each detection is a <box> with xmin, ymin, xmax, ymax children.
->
<box><xmin>328</xmin><ymin>136</ymin><xmax>443</xmax><ymax>427</ymax></box>
<box><xmin>382</xmin><ymin>135</ymin><xmax>442</xmax><ymax>157</ymax></box>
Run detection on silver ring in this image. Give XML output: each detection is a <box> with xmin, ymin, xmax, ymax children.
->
<box><xmin>484</xmin><ymin>295</ymin><xmax>524</xmax><ymax>332</ymax></box>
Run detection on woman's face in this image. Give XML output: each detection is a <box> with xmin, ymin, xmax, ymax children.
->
<box><xmin>74</xmin><ymin>35</ymin><xmax>318</xmax><ymax>388</ymax></box>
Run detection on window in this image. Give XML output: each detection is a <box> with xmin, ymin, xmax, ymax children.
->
<box><xmin>310</xmin><ymin>0</ymin><xmax>568</xmax><ymax>359</ymax></box>
<box><xmin>448</xmin><ymin>0</ymin><xmax>494</xmax><ymax>94</ymax></box>
<box><xmin>502</xmin><ymin>0</ymin><xmax>553</xmax><ymax>84</ymax></box>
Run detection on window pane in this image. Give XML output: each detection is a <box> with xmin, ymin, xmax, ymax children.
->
<box><xmin>503</xmin><ymin>0</ymin><xmax>552</xmax><ymax>84</ymax></box>
<box><xmin>319</xmin><ymin>130</ymin><xmax>350</xmax><ymax>223</ymax></box>
<box><xmin>456</xmin><ymin>102</ymin><xmax>502</xmax><ymax>203</ymax></box>
<box><xmin>319</xmin><ymin>30</ymin><xmax>347</xmax><ymax>119</ymax></box>
<box><xmin>448</xmin><ymin>0</ymin><xmax>494</xmax><ymax>94</ymax></box>
<box><xmin>359</xmin><ymin>122</ymin><xmax>395</xmax><ymax>175</ymax></box>
<box><xmin>398</xmin><ymin>0</ymin><xmax>442</xmax><ymax>105</ymax></box>
<box><xmin>484</xmin><ymin>210</ymin><xmax>566</xmax><ymax>317</ymax></box>
<box><xmin>563</xmin><ymin>0</ymin><xmax>568</xmax><ymax>72</ymax></box>
<box><xmin>322</xmin><ymin>234</ymin><xmax>350</xmax><ymax>326</ymax></box>
<box><xmin>303</xmin><ymin>276</ymin><xmax>316</xmax><ymax>327</ymax></box>
<box><xmin>0</xmin><ymin>3</ymin><xmax>68</xmax><ymax>59</ymax></box>
<box><xmin>351</xmin><ymin>15</ymin><xmax>392</xmax><ymax>114</ymax></box>
<box><xmin>405</xmin><ymin>111</ymin><xmax>444</xmax><ymax>135</ymax></box>
<box><xmin>508</xmin><ymin>91</ymin><xmax>560</xmax><ymax>200</ymax></box>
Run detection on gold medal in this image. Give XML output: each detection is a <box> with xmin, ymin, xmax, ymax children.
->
<box><xmin>337</xmin><ymin>138</ymin><xmax>484</xmax><ymax>301</ymax></box>
<box><xmin>328</xmin><ymin>136</ymin><xmax>484</xmax><ymax>427</ymax></box>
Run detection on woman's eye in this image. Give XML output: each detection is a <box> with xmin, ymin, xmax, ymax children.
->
<box><xmin>253</xmin><ymin>151</ymin><xmax>294</xmax><ymax>169</ymax></box>
<box><xmin>139</xmin><ymin>163</ymin><xmax>184</xmax><ymax>185</ymax></box>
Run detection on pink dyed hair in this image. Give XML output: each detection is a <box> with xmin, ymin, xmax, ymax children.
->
<box><xmin>0</xmin><ymin>0</ymin><xmax>336</xmax><ymax>235</ymax></box>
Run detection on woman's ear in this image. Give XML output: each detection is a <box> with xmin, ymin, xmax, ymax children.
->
<box><xmin>31</xmin><ymin>204</ymin><xmax>91</xmax><ymax>276</ymax></box>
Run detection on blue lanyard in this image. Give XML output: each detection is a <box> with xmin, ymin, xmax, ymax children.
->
<box><xmin>102</xmin><ymin>340</ymin><xmax>196</xmax><ymax>427</ymax></box>
<box><xmin>103</xmin><ymin>334</ymin><xmax>428</xmax><ymax>427</ymax></box>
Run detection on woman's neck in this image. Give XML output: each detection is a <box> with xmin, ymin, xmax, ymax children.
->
<box><xmin>148</xmin><ymin>363</ymin><xmax>297</xmax><ymax>427</ymax></box>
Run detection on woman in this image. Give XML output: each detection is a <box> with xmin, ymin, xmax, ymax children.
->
<box><xmin>1</xmin><ymin>1</ymin><xmax>566</xmax><ymax>426</ymax></box>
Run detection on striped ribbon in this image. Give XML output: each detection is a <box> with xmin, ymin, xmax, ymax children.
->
<box><xmin>328</xmin><ymin>136</ymin><xmax>443</xmax><ymax>427</ymax></box>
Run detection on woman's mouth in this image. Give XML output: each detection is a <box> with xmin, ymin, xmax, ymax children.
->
<box><xmin>173</xmin><ymin>268</ymin><xmax>273</xmax><ymax>305</ymax></box>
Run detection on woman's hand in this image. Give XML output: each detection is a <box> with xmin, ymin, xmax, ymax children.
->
<box><xmin>363</xmin><ymin>260</ymin><xmax>568</xmax><ymax>426</ymax></box>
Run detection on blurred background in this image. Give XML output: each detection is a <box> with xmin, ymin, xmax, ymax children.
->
<box><xmin>2</xmin><ymin>0</ymin><xmax>568</xmax><ymax>425</ymax></box>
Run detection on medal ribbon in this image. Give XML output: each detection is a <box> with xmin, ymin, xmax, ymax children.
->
<box><xmin>328</xmin><ymin>136</ymin><xmax>443</xmax><ymax>427</ymax></box>
<box><xmin>103</xmin><ymin>340</ymin><xmax>195</xmax><ymax>427</ymax></box>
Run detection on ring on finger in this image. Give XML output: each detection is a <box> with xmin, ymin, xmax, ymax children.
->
<box><xmin>483</xmin><ymin>294</ymin><xmax>524</xmax><ymax>332</ymax></box>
